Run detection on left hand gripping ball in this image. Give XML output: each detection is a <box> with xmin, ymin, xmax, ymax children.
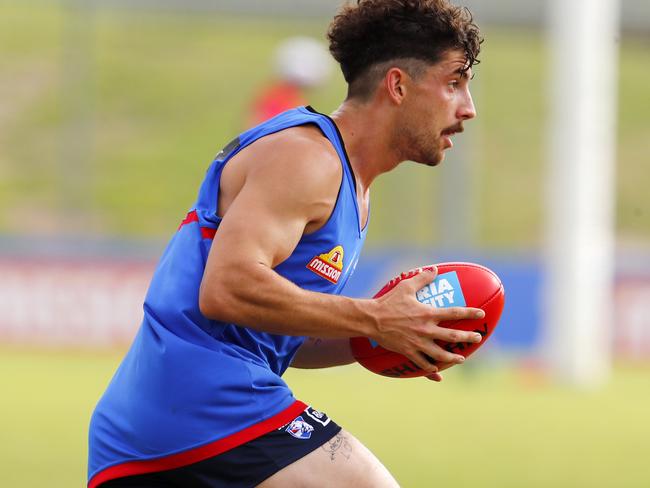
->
<box><xmin>350</xmin><ymin>262</ymin><xmax>505</xmax><ymax>378</ymax></box>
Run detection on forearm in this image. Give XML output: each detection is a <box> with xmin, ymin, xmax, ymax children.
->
<box><xmin>290</xmin><ymin>338</ymin><xmax>355</xmax><ymax>369</ymax></box>
<box><xmin>199</xmin><ymin>260</ymin><xmax>377</xmax><ymax>339</ymax></box>
<box><xmin>201</xmin><ymin>261</ymin><xmax>484</xmax><ymax>374</ymax></box>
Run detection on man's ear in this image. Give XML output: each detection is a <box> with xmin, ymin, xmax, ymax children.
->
<box><xmin>385</xmin><ymin>67</ymin><xmax>408</xmax><ymax>105</ymax></box>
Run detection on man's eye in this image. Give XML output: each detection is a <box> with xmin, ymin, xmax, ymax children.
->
<box><xmin>448</xmin><ymin>81</ymin><xmax>459</xmax><ymax>89</ymax></box>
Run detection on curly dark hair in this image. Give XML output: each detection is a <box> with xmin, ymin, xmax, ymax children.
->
<box><xmin>327</xmin><ymin>0</ymin><xmax>483</xmax><ymax>99</ymax></box>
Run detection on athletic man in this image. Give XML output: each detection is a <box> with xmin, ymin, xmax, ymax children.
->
<box><xmin>88</xmin><ymin>1</ymin><xmax>483</xmax><ymax>486</ymax></box>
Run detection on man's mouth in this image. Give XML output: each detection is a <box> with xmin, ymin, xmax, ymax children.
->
<box><xmin>440</xmin><ymin>125</ymin><xmax>464</xmax><ymax>149</ymax></box>
<box><xmin>441</xmin><ymin>124</ymin><xmax>464</xmax><ymax>137</ymax></box>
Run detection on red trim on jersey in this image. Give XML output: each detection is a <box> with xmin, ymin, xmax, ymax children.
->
<box><xmin>201</xmin><ymin>227</ymin><xmax>217</xmax><ymax>240</ymax></box>
<box><xmin>177</xmin><ymin>210</ymin><xmax>199</xmax><ymax>230</ymax></box>
<box><xmin>88</xmin><ymin>400</ymin><xmax>308</xmax><ymax>488</ymax></box>
<box><xmin>177</xmin><ymin>210</ymin><xmax>217</xmax><ymax>240</ymax></box>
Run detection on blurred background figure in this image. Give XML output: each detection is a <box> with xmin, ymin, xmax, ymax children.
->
<box><xmin>248</xmin><ymin>36</ymin><xmax>332</xmax><ymax>126</ymax></box>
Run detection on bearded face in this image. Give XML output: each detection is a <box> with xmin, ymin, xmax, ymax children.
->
<box><xmin>391</xmin><ymin>50</ymin><xmax>476</xmax><ymax>167</ymax></box>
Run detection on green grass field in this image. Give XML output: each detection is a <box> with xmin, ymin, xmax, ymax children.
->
<box><xmin>1</xmin><ymin>4</ymin><xmax>649</xmax><ymax>247</ymax></box>
<box><xmin>1</xmin><ymin>348</ymin><xmax>649</xmax><ymax>487</ymax></box>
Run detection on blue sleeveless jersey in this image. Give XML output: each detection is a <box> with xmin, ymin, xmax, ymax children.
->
<box><xmin>88</xmin><ymin>107</ymin><xmax>368</xmax><ymax>486</ymax></box>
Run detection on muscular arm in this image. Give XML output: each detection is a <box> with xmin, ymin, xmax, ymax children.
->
<box><xmin>199</xmin><ymin>128</ymin><xmax>484</xmax><ymax>374</ymax></box>
<box><xmin>199</xmin><ymin>129</ymin><xmax>374</xmax><ymax>339</ymax></box>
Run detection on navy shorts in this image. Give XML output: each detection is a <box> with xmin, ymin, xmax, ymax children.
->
<box><xmin>100</xmin><ymin>406</ymin><xmax>341</xmax><ymax>488</ymax></box>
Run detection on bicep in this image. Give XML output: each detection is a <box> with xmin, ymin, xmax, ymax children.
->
<box><xmin>198</xmin><ymin>133</ymin><xmax>341</xmax><ymax>322</ymax></box>
<box><xmin>216</xmin><ymin>181</ymin><xmax>308</xmax><ymax>269</ymax></box>
<box><xmin>201</xmin><ymin>143</ymin><xmax>340</xmax><ymax>298</ymax></box>
<box><xmin>203</xmin><ymin>176</ymin><xmax>312</xmax><ymax>304</ymax></box>
<box><xmin>198</xmin><ymin>173</ymin><xmax>312</xmax><ymax>321</ymax></box>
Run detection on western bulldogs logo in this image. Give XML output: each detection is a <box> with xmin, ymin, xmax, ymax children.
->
<box><xmin>285</xmin><ymin>416</ymin><xmax>314</xmax><ymax>440</ymax></box>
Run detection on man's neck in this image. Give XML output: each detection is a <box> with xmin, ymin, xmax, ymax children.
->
<box><xmin>329</xmin><ymin>99</ymin><xmax>403</xmax><ymax>192</ymax></box>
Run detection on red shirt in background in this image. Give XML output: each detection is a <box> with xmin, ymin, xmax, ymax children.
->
<box><xmin>249</xmin><ymin>81</ymin><xmax>306</xmax><ymax>126</ymax></box>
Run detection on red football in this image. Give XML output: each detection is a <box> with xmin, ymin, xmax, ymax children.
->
<box><xmin>350</xmin><ymin>262</ymin><xmax>505</xmax><ymax>378</ymax></box>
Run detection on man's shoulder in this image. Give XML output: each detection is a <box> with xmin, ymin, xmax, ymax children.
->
<box><xmin>261</xmin><ymin>124</ymin><xmax>339</xmax><ymax>160</ymax></box>
<box><xmin>243</xmin><ymin>124</ymin><xmax>343</xmax><ymax>185</ymax></box>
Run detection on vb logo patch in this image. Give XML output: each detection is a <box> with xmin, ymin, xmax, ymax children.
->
<box><xmin>285</xmin><ymin>416</ymin><xmax>314</xmax><ymax>440</ymax></box>
<box><xmin>304</xmin><ymin>406</ymin><xmax>331</xmax><ymax>426</ymax></box>
<box><xmin>306</xmin><ymin>245</ymin><xmax>344</xmax><ymax>284</ymax></box>
<box><xmin>416</xmin><ymin>271</ymin><xmax>466</xmax><ymax>308</ymax></box>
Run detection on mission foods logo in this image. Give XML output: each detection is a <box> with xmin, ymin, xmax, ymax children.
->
<box><xmin>307</xmin><ymin>246</ymin><xmax>344</xmax><ymax>284</ymax></box>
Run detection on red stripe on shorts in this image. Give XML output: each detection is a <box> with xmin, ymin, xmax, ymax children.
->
<box><xmin>88</xmin><ymin>400</ymin><xmax>308</xmax><ymax>488</ymax></box>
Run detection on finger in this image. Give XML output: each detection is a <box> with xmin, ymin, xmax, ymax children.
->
<box><xmin>419</xmin><ymin>341</ymin><xmax>466</xmax><ymax>365</ymax></box>
<box><xmin>425</xmin><ymin>372</ymin><xmax>443</xmax><ymax>382</ymax></box>
<box><xmin>407</xmin><ymin>351</ymin><xmax>439</xmax><ymax>375</ymax></box>
<box><xmin>431</xmin><ymin>326</ymin><xmax>484</xmax><ymax>345</ymax></box>
<box><xmin>431</xmin><ymin>306</ymin><xmax>485</xmax><ymax>322</ymax></box>
<box><xmin>403</xmin><ymin>267</ymin><xmax>438</xmax><ymax>291</ymax></box>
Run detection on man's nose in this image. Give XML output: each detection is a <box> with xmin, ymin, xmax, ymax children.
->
<box><xmin>458</xmin><ymin>90</ymin><xmax>477</xmax><ymax>121</ymax></box>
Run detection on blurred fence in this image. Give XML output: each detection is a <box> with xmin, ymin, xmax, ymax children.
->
<box><xmin>1</xmin><ymin>247</ymin><xmax>649</xmax><ymax>359</ymax></box>
<box><xmin>0</xmin><ymin>257</ymin><xmax>151</xmax><ymax>347</ymax></box>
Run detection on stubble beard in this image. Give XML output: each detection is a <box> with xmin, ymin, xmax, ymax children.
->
<box><xmin>394</xmin><ymin>121</ymin><xmax>444</xmax><ymax>167</ymax></box>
